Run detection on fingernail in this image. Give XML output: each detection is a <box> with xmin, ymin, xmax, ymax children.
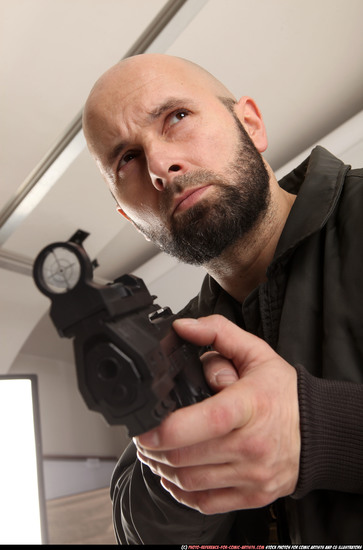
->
<box><xmin>214</xmin><ymin>368</ymin><xmax>238</xmax><ymax>387</ymax></box>
<box><xmin>136</xmin><ymin>429</ymin><xmax>160</xmax><ymax>448</ymax></box>
<box><xmin>173</xmin><ymin>318</ymin><xmax>199</xmax><ymax>327</ymax></box>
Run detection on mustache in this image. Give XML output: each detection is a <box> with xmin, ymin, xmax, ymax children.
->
<box><xmin>160</xmin><ymin>169</ymin><xmax>224</xmax><ymax>212</ymax></box>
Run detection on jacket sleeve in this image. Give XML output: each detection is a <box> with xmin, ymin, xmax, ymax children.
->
<box><xmin>110</xmin><ymin>441</ymin><xmax>238</xmax><ymax>545</ymax></box>
<box><xmin>292</xmin><ymin>364</ymin><xmax>363</xmax><ymax>499</ymax></box>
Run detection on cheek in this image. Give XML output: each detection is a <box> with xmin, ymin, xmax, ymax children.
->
<box><xmin>192</xmin><ymin>119</ymin><xmax>237</xmax><ymax>169</ymax></box>
<box><xmin>111</xmin><ymin>170</ymin><xmax>156</xmax><ymax>216</ymax></box>
<box><xmin>115</xmin><ymin>189</ymin><xmax>162</xmax><ymax>229</ymax></box>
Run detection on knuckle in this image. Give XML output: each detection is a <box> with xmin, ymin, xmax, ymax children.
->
<box><xmin>237</xmin><ymin>430</ymin><xmax>272</xmax><ymax>461</ymax></box>
<box><xmin>246</xmin><ymin>462</ymin><xmax>281</xmax><ymax>504</ymax></box>
<box><xmin>176</xmin><ymin>468</ymin><xmax>212</xmax><ymax>492</ymax></box>
<box><xmin>166</xmin><ymin>448</ymin><xmax>182</xmax><ymax>467</ymax></box>
<box><xmin>175</xmin><ymin>470</ymin><xmax>194</xmax><ymax>491</ymax></box>
<box><xmin>194</xmin><ymin>492</ymin><xmax>218</xmax><ymax>515</ymax></box>
<box><xmin>206</xmin><ymin>402</ymin><xmax>235</xmax><ymax>436</ymax></box>
<box><xmin>250</xmin><ymin>464</ymin><xmax>271</xmax><ymax>487</ymax></box>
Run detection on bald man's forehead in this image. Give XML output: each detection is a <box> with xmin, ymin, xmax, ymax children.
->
<box><xmin>87</xmin><ymin>54</ymin><xmax>234</xmax><ymax>108</ymax></box>
<box><xmin>85</xmin><ymin>70</ymin><xmax>198</xmax><ymax>136</ymax></box>
<box><xmin>84</xmin><ymin>60</ymin><xmax>225</xmax><ymax>134</ymax></box>
<box><xmin>83</xmin><ymin>54</ymin><xmax>237</xmax><ymax>167</ymax></box>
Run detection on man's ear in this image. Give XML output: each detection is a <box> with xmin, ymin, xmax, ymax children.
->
<box><xmin>116</xmin><ymin>207</ymin><xmax>151</xmax><ymax>242</ymax></box>
<box><xmin>234</xmin><ymin>96</ymin><xmax>268</xmax><ymax>153</ymax></box>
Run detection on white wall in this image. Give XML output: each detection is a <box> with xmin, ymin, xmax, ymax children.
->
<box><xmin>135</xmin><ymin>253</ymin><xmax>206</xmax><ymax>313</ymax></box>
<box><xmin>0</xmin><ymin>269</ymin><xmax>47</xmax><ymax>375</ymax></box>
<box><xmin>43</xmin><ymin>458</ymin><xmax>117</xmax><ymax>499</ymax></box>
<box><xmin>275</xmin><ymin>110</ymin><xmax>363</xmax><ymax>179</ymax></box>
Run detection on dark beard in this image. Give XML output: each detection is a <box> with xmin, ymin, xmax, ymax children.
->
<box><xmin>135</xmin><ymin>117</ymin><xmax>270</xmax><ymax>265</ymax></box>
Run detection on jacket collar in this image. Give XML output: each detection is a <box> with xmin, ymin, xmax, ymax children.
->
<box><xmin>272</xmin><ymin>146</ymin><xmax>350</xmax><ymax>264</ymax></box>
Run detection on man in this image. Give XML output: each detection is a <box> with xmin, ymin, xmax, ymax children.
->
<box><xmin>83</xmin><ymin>54</ymin><xmax>363</xmax><ymax>544</ymax></box>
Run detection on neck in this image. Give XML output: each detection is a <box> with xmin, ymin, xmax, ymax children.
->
<box><xmin>205</xmin><ymin>167</ymin><xmax>296</xmax><ymax>303</ymax></box>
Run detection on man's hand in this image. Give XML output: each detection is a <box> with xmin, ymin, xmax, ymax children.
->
<box><xmin>134</xmin><ymin>315</ymin><xmax>300</xmax><ymax>514</ymax></box>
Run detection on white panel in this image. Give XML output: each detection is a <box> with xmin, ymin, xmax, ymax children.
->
<box><xmin>0</xmin><ymin>377</ymin><xmax>45</xmax><ymax>544</ymax></box>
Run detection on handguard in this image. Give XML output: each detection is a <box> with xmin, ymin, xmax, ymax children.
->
<box><xmin>32</xmin><ymin>239</ymin><xmax>210</xmax><ymax>436</ymax></box>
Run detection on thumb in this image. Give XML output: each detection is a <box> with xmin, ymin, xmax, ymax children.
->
<box><xmin>201</xmin><ymin>350</ymin><xmax>239</xmax><ymax>391</ymax></box>
<box><xmin>173</xmin><ymin>315</ymin><xmax>272</xmax><ymax>376</ymax></box>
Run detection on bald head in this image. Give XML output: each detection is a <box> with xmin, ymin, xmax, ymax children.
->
<box><xmin>80</xmin><ymin>52</ymin><xmax>273</xmax><ymax>271</ymax></box>
<box><xmin>87</xmin><ymin>54</ymin><xmax>233</xmax><ymax>99</ymax></box>
<box><xmin>83</xmin><ymin>54</ymin><xmax>236</xmax><ymax>154</ymax></box>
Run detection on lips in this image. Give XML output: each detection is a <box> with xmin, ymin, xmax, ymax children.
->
<box><xmin>172</xmin><ymin>185</ymin><xmax>211</xmax><ymax>215</ymax></box>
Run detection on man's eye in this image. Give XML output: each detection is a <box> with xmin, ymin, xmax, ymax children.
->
<box><xmin>168</xmin><ymin>110</ymin><xmax>190</xmax><ymax>127</ymax></box>
<box><xmin>119</xmin><ymin>151</ymin><xmax>139</xmax><ymax>168</ymax></box>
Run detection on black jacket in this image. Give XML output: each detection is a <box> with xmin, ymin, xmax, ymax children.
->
<box><xmin>111</xmin><ymin>147</ymin><xmax>363</xmax><ymax>544</ymax></box>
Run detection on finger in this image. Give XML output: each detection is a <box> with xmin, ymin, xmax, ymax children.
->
<box><xmin>173</xmin><ymin>315</ymin><xmax>272</xmax><ymax>375</ymax></box>
<box><xmin>135</xmin><ymin>424</ymin><xmax>242</xmax><ymax>467</ymax></box>
<box><xmin>135</xmin><ymin>379</ymin><xmax>252</xmax><ymax>450</ymax></box>
<box><xmin>160</xmin><ymin>480</ymin><xmax>269</xmax><ymax>514</ymax></box>
<box><xmin>201</xmin><ymin>351</ymin><xmax>238</xmax><ymax>391</ymax></box>
<box><xmin>137</xmin><ymin>451</ymin><xmax>243</xmax><ymax>492</ymax></box>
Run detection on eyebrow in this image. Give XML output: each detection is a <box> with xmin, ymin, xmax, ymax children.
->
<box><xmin>146</xmin><ymin>97</ymin><xmax>191</xmax><ymax>121</ymax></box>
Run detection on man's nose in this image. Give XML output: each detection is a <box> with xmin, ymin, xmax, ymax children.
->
<box><xmin>146</xmin><ymin>144</ymin><xmax>184</xmax><ymax>190</ymax></box>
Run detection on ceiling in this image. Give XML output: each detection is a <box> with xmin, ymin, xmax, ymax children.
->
<box><xmin>1</xmin><ymin>0</ymin><xmax>363</xmax><ymax>373</ymax></box>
